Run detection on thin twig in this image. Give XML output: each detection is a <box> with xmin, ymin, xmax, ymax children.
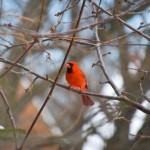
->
<box><xmin>141</xmin><ymin>94</ymin><xmax>150</xmax><ymax>104</ymax></box>
<box><xmin>0</xmin><ymin>40</ymin><xmax>36</xmax><ymax>79</ymax></box>
<box><xmin>36</xmin><ymin>0</ymin><xmax>45</xmax><ymax>32</ymax></box>
<box><xmin>55</xmin><ymin>0</ymin><xmax>80</xmax><ymax>16</ymax></box>
<box><xmin>0</xmin><ymin>1</ymin><xmax>148</xmax><ymax>40</ymax></box>
<box><xmin>0</xmin><ymin>88</ymin><xmax>18</xmax><ymax>149</ymax></box>
<box><xmin>126</xmin><ymin>119</ymin><xmax>150</xmax><ymax>150</ymax></box>
<box><xmin>1</xmin><ymin>17</ymin><xmax>149</xmax><ymax>42</ymax></box>
<box><xmin>92</xmin><ymin>1</ymin><xmax>150</xmax><ymax>41</ymax></box>
<box><xmin>25</xmin><ymin>77</ymin><xmax>38</xmax><ymax>93</ymax></box>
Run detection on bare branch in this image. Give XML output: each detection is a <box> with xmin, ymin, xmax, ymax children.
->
<box><xmin>0</xmin><ymin>40</ymin><xmax>36</xmax><ymax>79</ymax></box>
<box><xmin>0</xmin><ymin>88</ymin><xmax>18</xmax><ymax>149</ymax></box>
<box><xmin>92</xmin><ymin>1</ymin><xmax>120</xmax><ymax>96</ymax></box>
<box><xmin>91</xmin><ymin>1</ymin><xmax>150</xmax><ymax>41</ymax></box>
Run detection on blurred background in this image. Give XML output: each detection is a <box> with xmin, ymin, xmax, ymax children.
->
<box><xmin>0</xmin><ymin>0</ymin><xmax>150</xmax><ymax>150</ymax></box>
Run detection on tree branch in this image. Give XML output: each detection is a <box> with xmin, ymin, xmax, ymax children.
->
<box><xmin>1</xmin><ymin>57</ymin><xmax>150</xmax><ymax>116</ymax></box>
<box><xmin>0</xmin><ymin>88</ymin><xmax>18</xmax><ymax>149</ymax></box>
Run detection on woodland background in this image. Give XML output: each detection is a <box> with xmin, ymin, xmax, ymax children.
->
<box><xmin>0</xmin><ymin>0</ymin><xmax>150</xmax><ymax>150</ymax></box>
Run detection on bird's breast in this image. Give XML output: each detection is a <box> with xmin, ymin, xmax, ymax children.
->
<box><xmin>66</xmin><ymin>71</ymin><xmax>87</xmax><ymax>91</ymax></box>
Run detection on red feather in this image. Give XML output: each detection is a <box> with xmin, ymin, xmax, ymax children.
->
<box><xmin>66</xmin><ymin>61</ymin><xmax>94</xmax><ymax>106</ymax></box>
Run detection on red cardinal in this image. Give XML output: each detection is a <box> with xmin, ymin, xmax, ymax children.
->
<box><xmin>66</xmin><ymin>61</ymin><xmax>94</xmax><ymax>106</ymax></box>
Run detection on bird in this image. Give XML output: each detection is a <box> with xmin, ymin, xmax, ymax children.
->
<box><xmin>65</xmin><ymin>61</ymin><xmax>94</xmax><ymax>106</ymax></box>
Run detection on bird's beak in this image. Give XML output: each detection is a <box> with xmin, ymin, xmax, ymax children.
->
<box><xmin>66</xmin><ymin>63</ymin><xmax>70</xmax><ymax>68</ymax></box>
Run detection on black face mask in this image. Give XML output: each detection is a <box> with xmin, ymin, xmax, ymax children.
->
<box><xmin>66</xmin><ymin>63</ymin><xmax>73</xmax><ymax>73</ymax></box>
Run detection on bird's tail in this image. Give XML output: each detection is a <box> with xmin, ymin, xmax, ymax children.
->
<box><xmin>81</xmin><ymin>95</ymin><xmax>94</xmax><ymax>106</ymax></box>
